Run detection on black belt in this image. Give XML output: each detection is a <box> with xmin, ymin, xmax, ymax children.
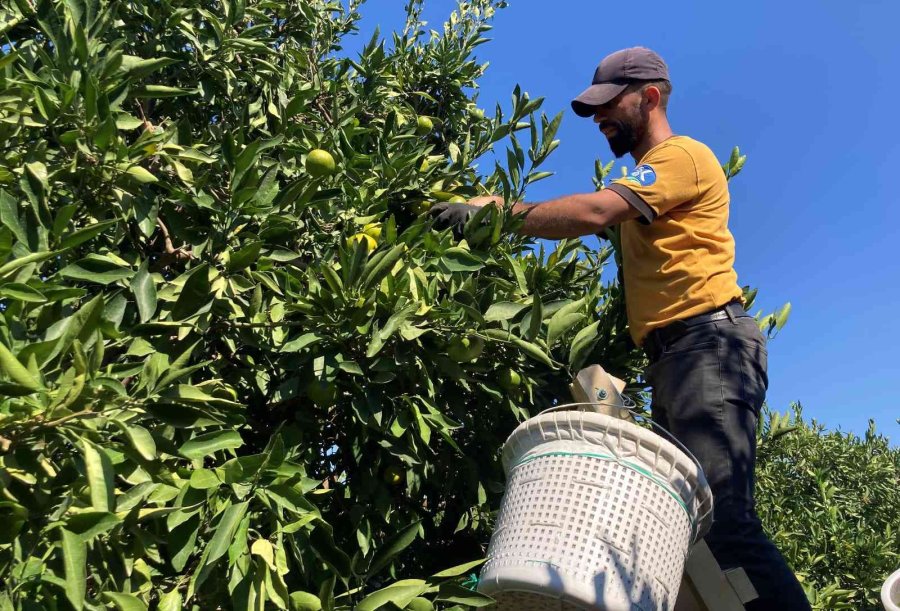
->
<box><xmin>643</xmin><ymin>301</ymin><xmax>750</xmax><ymax>361</ymax></box>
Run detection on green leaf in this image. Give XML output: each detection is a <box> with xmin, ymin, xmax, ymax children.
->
<box><xmin>177</xmin><ymin>149</ymin><xmax>217</xmax><ymax>164</ymax></box>
<box><xmin>362</xmin><ymin>244</ymin><xmax>405</xmax><ymax>288</ymax></box>
<box><xmin>204</xmin><ymin>501</ymin><xmax>249</xmax><ymax>567</ymax></box>
<box><xmin>60</xmin><ymin>219</ymin><xmax>118</xmax><ymax>249</ymax></box>
<box><xmin>171</xmin><ymin>264</ymin><xmax>211</xmax><ymax>320</ymax></box>
<box><xmin>132</xmin><ymin>85</ymin><xmax>196</xmax><ymax>98</ymax></box>
<box><xmin>227</xmin><ymin>241</ymin><xmax>261</xmax><ymax>272</ymax></box>
<box><xmin>483</xmin><ymin>329</ymin><xmax>555</xmax><ymax>368</ymax></box>
<box><xmin>157</xmin><ymin>590</ymin><xmax>183</xmax><ymax>611</ymax></box>
<box><xmin>0</xmin><ymin>282</ymin><xmax>48</xmax><ymax>303</ymax></box>
<box><xmin>775</xmin><ymin>302</ymin><xmax>792</xmax><ymax>330</ymax></box>
<box><xmin>125</xmin><ymin>166</ymin><xmax>158</xmax><ymax>183</ymax></box>
<box><xmin>568</xmin><ymin>319</ymin><xmax>601</xmax><ymax>370</ymax></box>
<box><xmin>119</xmin><ymin>55</ymin><xmax>179</xmax><ymax>78</ymax></box>
<box><xmin>368</xmin><ymin>521</ymin><xmax>421</xmax><ymax>576</ymax></box>
<box><xmin>30</xmin><ymin>293</ymin><xmax>104</xmax><ymax>366</ymax></box>
<box><xmin>179</xmin><ymin>430</ymin><xmax>244</xmax><ymax>459</ymax></box>
<box><xmin>356</xmin><ymin>582</ymin><xmax>427</xmax><ymax>611</ymax></box>
<box><xmin>0</xmin><ymin>502</ymin><xmax>27</xmax><ymax>543</ymax></box>
<box><xmin>169</xmin><ymin>516</ymin><xmax>200</xmax><ymax>572</ymax></box>
<box><xmin>102</xmin><ymin>592</ymin><xmax>148</xmax><ymax>611</ymax></box>
<box><xmin>116</xmin><ymin>114</ymin><xmax>144</xmax><ymax>130</ymax></box>
<box><xmin>527</xmin><ymin>293</ymin><xmax>543</xmax><ymax>340</ymax></box>
<box><xmin>61</xmin><ymin>529</ymin><xmax>86</xmax><ymax>610</ymax></box>
<box><xmin>510</xmin><ymin>336</ymin><xmax>555</xmax><ymax>368</ymax></box>
<box><xmin>83</xmin><ymin>440</ymin><xmax>115</xmax><ymax>512</ymax></box>
<box><xmin>484</xmin><ymin>301</ymin><xmax>528</xmax><ymax>322</ymax></box>
<box><xmin>130</xmin><ymin>261</ymin><xmax>157</xmax><ymax>323</ymax></box>
<box><xmin>289</xmin><ymin>592</ymin><xmax>322</xmax><ymax>611</ymax></box>
<box><xmin>0</xmin><ymin>189</ymin><xmax>27</xmax><ymax>244</ymax></box>
<box><xmin>429</xmin><ymin>558</ymin><xmax>486</xmax><ymax>579</ymax></box>
<box><xmin>59</xmin><ymin>255</ymin><xmax>132</xmax><ymax>284</ymax></box>
<box><xmin>0</xmin><ymin>342</ymin><xmax>42</xmax><ymax>391</ymax></box>
<box><xmin>189</xmin><ymin>469</ymin><xmax>222</xmax><ymax>489</ymax></box>
<box><xmin>309</xmin><ymin>523</ymin><xmax>352</xmax><ymax>578</ymax></box>
<box><xmin>441</xmin><ymin>247</ymin><xmax>485</xmax><ymax>272</ymax></box>
<box><xmin>123</xmin><ymin>423</ymin><xmax>157</xmax><ymax>460</ymax></box>
<box><xmin>65</xmin><ymin>511</ymin><xmax>121</xmax><ymax>540</ymax></box>
<box><xmin>547</xmin><ymin>312</ymin><xmax>585</xmax><ymax>346</ymax></box>
<box><xmin>0</xmin><ymin>250</ymin><xmax>60</xmax><ymax>278</ymax></box>
<box><xmin>24</xmin><ymin>161</ymin><xmax>48</xmax><ymax>196</ymax></box>
<box><xmin>250</xmin><ymin>538</ymin><xmax>277</xmax><ymax>571</ymax></box>
<box><xmin>435</xmin><ymin>584</ymin><xmax>494</xmax><ymax>607</ymax></box>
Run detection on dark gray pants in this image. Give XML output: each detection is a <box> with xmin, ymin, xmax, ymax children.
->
<box><xmin>644</xmin><ymin>314</ymin><xmax>811</xmax><ymax>611</ymax></box>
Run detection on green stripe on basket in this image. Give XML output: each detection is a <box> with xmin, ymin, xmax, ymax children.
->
<box><xmin>513</xmin><ymin>451</ymin><xmax>696</xmax><ymax>529</ymax></box>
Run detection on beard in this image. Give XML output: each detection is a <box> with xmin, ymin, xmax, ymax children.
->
<box><xmin>602</xmin><ymin>103</ymin><xmax>649</xmax><ymax>158</ymax></box>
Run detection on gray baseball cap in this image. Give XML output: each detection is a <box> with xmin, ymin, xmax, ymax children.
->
<box><xmin>571</xmin><ymin>47</ymin><xmax>670</xmax><ymax>117</ymax></box>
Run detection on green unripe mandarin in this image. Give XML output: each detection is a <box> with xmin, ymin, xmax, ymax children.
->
<box><xmin>407</xmin><ymin>598</ymin><xmax>434</xmax><ymax>611</ymax></box>
<box><xmin>383</xmin><ymin>465</ymin><xmax>404</xmax><ymax>486</ymax></box>
<box><xmin>306</xmin><ymin>149</ymin><xmax>336</xmax><ymax>177</ymax></box>
<box><xmin>448</xmin><ymin>195</ymin><xmax>466</xmax><ymax>204</ymax></box>
<box><xmin>430</xmin><ymin>190</ymin><xmax>456</xmax><ymax>202</ymax></box>
<box><xmin>362</xmin><ymin>223</ymin><xmax>382</xmax><ymax>239</ymax></box>
<box><xmin>498</xmin><ymin>367</ymin><xmax>522</xmax><ymax>389</ymax></box>
<box><xmin>416</xmin><ymin>116</ymin><xmax>434</xmax><ymax>135</ymax></box>
<box><xmin>447</xmin><ymin>335</ymin><xmax>484</xmax><ymax>363</ymax></box>
<box><xmin>306</xmin><ymin>380</ymin><xmax>336</xmax><ymax>407</ymax></box>
<box><xmin>412</xmin><ymin>200</ymin><xmax>432</xmax><ymax>215</ymax></box>
<box><xmin>346</xmin><ymin>233</ymin><xmax>376</xmax><ymax>252</ymax></box>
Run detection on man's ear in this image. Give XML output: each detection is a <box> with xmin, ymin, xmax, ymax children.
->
<box><xmin>643</xmin><ymin>85</ymin><xmax>661</xmax><ymax>111</ymax></box>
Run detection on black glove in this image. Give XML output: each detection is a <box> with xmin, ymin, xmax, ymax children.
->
<box><xmin>429</xmin><ymin>202</ymin><xmax>480</xmax><ymax>240</ymax></box>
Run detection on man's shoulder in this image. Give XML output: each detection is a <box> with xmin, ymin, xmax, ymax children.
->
<box><xmin>656</xmin><ymin>135</ymin><xmax>712</xmax><ymax>158</ymax></box>
<box><xmin>665</xmin><ymin>136</ymin><xmax>720</xmax><ymax>164</ymax></box>
<box><xmin>654</xmin><ymin>136</ymin><xmax>724</xmax><ymax>179</ymax></box>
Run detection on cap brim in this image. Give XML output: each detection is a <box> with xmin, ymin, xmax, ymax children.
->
<box><xmin>571</xmin><ymin>82</ymin><xmax>629</xmax><ymax>117</ymax></box>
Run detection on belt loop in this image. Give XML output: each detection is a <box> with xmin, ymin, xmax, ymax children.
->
<box><xmin>725</xmin><ymin>303</ymin><xmax>736</xmax><ymax>324</ymax></box>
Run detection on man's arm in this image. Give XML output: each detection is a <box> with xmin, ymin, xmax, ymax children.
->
<box><xmin>470</xmin><ymin>189</ymin><xmax>642</xmax><ymax>239</ymax></box>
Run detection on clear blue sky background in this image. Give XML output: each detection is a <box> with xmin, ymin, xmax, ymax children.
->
<box><xmin>349</xmin><ymin>0</ymin><xmax>900</xmax><ymax>440</ymax></box>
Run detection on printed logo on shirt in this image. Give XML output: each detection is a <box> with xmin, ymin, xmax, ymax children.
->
<box><xmin>625</xmin><ymin>164</ymin><xmax>657</xmax><ymax>187</ymax></box>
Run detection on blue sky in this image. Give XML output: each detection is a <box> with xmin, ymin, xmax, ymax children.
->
<box><xmin>350</xmin><ymin>0</ymin><xmax>899</xmax><ymax>440</ymax></box>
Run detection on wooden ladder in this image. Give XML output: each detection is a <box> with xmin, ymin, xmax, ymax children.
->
<box><xmin>675</xmin><ymin>540</ymin><xmax>758</xmax><ymax>610</ymax></box>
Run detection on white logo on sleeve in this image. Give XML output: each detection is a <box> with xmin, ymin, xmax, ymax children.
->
<box><xmin>625</xmin><ymin>164</ymin><xmax>657</xmax><ymax>187</ymax></box>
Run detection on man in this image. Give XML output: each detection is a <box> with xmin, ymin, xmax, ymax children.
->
<box><xmin>431</xmin><ymin>47</ymin><xmax>810</xmax><ymax>610</ymax></box>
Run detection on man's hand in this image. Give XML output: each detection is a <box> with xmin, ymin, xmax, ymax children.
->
<box><xmin>467</xmin><ymin>195</ymin><xmax>506</xmax><ymax>207</ymax></box>
<box><xmin>429</xmin><ymin>202</ymin><xmax>480</xmax><ymax>239</ymax></box>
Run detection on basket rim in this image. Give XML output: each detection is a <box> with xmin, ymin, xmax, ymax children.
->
<box><xmin>501</xmin><ymin>405</ymin><xmax>714</xmax><ymax>540</ymax></box>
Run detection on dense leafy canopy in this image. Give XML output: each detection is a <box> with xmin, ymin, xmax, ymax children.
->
<box><xmin>757</xmin><ymin>406</ymin><xmax>900</xmax><ymax>610</ymax></box>
<box><xmin>0</xmin><ymin>0</ymin><xmax>891</xmax><ymax>609</ymax></box>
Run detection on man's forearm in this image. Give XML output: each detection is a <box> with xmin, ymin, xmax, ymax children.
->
<box><xmin>509</xmin><ymin>194</ymin><xmax>608</xmax><ymax>239</ymax></box>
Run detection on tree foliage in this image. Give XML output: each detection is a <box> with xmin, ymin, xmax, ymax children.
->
<box><xmin>757</xmin><ymin>406</ymin><xmax>900</xmax><ymax>611</ymax></box>
<box><xmin>0</xmin><ymin>0</ymin><xmax>889</xmax><ymax>609</ymax></box>
<box><xmin>0</xmin><ymin>0</ymin><xmax>642</xmax><ymax>608</ymax></box>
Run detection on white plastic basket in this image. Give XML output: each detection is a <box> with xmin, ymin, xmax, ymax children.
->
<box><xmin>883</xmin><ymin>568</ymin><xmax>900</xmax><ymax>611</ymax></box>
<box><xmin>478</xmin><ymin>403</ymin><xmax>713</xmax><ymax>611</ymax></box>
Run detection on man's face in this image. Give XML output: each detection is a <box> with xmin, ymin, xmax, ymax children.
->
<box><xmin>592</xmin><ymin>87</ymin><xmax>648</xmax><ymax>158</ymax></box>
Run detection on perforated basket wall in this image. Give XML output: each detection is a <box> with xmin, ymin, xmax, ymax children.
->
<box><xmin>478</xmin><ymin>408</ymin><xmax>713</xmax><ymax>611</ymax></box>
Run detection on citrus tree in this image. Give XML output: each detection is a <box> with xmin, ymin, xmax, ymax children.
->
<box><xmin>1</xmin><ymin>0</ymin><xmax>879</xmax><ymax>609</ymax></box>
<box><xmin>0</xmin><ymin>1</ymin><xmax>649</xmax><ymax>608</ymax></box>
<box><xmin>756</xmin><ymin>406</ymin><xmax>900</xmax><ymax>611</ymax></box>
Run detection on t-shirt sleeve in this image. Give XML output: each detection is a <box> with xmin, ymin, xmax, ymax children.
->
<box><xmin>609</xmin><ymin>143</ymin><xmax>700</xmax><ymax>222</ymax></box>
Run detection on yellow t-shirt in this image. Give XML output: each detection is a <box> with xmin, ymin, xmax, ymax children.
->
<box><xmin>608</xmin><ymin>135</ymin><xmax>743</xmax><ymax>346</ymax></box>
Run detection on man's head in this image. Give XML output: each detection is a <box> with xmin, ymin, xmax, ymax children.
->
<box><xmin>571</xmin><ymin>47</ymin><xmax>672</xmax><ymax>157</ymax></box>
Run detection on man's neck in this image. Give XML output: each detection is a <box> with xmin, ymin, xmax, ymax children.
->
<box><xmin>630</xmin><ymin>118</ymin><xmax>674</xmax><ymax>163</ymax></box>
